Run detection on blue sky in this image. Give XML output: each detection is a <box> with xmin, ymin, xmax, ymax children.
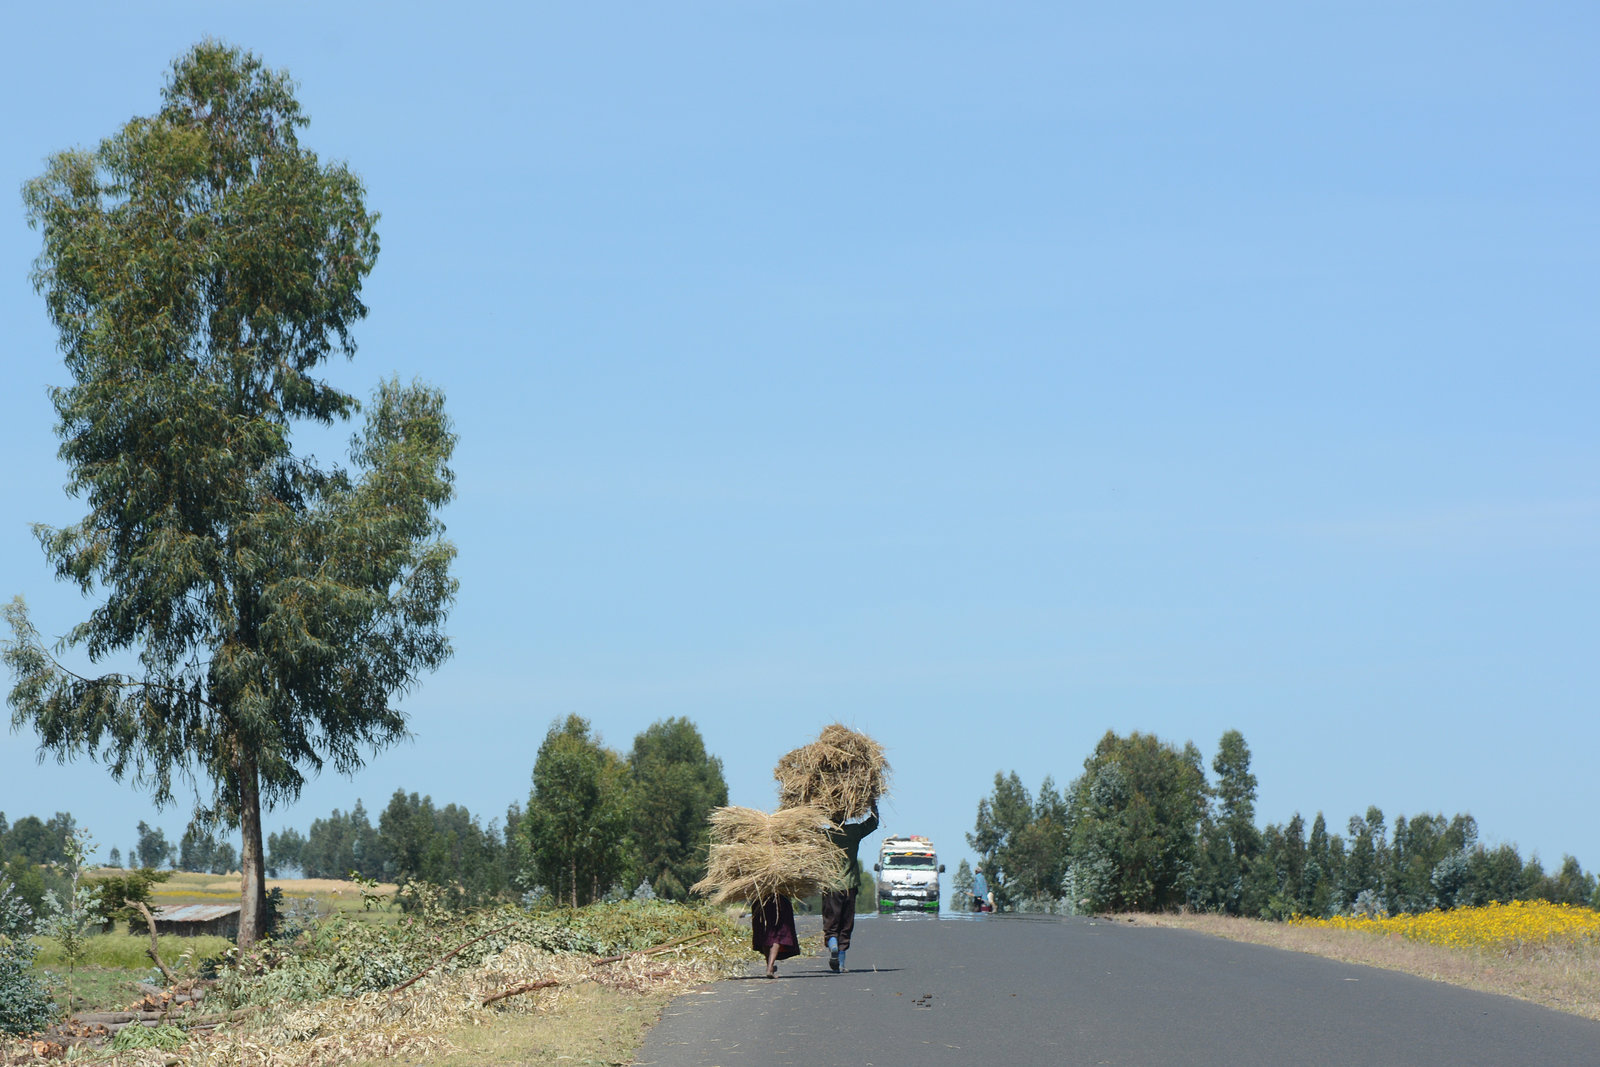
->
<box><xmin>3</xmin><ymin>3</ymin><xmax>1596</xmax><ymax>886</ymax></box>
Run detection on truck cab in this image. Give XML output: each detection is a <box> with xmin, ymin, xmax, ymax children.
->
<box><xmin>874</xmin><ymin>835</ymin><xmax>944</xmax><ymax>913</ymax></box>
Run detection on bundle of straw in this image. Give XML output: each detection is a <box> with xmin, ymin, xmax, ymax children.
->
<box><xmin>773</xmin><ymin>723</ymin><xmax>890</xmax><ymax>821</ymax></box>
<box><xmin>690</xmin><ymin>805</ymin><xmax>847</xmax><ymax>906</ymax></box>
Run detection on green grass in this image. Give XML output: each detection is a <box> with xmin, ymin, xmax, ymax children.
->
<box><xmin>135</xmin><ymin>870</ymin><xmax>403</xmax><ymax>923</ymax></box>
<box><xmin>34</xmin><ymin>964</ymin><xmax>144</xmax><ymax>1015</ymax></box>
<box><xmin>29</xmin><ymin>930</ymin><xmax>234</xmax><ymax>1014</ymax></box>
<box><xmin>32</xmin><ymin>931</ymin><xmax>233</xmax><ymax>970</ymax></box>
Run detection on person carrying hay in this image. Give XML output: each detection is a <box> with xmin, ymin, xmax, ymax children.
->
<box><xmin>751</xmin><ymin>894</ymin><xmax>800</xmax><ymax>978</ymax></box>
<box><xmin>822</xmin><ymin>797</ymin><xmax>879</xmax><ymax>973</ymax></box>
<box><xmin>690</xmin><ymin>805</ymin><xmax>845</xmax><ymax>978</ymax></box>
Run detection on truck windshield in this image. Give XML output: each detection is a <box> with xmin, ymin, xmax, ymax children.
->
<box><xmin>884</xmin><ymin>855</ymin><xmax>936</xmax><ymax>868</ymax></box>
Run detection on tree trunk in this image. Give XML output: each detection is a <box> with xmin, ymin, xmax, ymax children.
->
<box><xmin>237</xmin><ymin>751</ymin><xmax>268</xmax><ymax>948</ymax></box>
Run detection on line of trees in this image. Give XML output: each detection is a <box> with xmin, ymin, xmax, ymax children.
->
<box><xmin>0</xmin><ymin>813</ymin><xmax>79</xmax><ymax>915</ymax></box>
<box><xmin>522</xmin><ymin>714</ymin><xmax>729</xmax><ymax>906</ymax></box>
<box><xmin>1</xmin><ymin>711</ymin><xmax>729</xmax><ymax>920</ymax></box>
<box><xmin>967</xmin><ymin>729</ymin><xmax>1600</xmax><ymax>917</ymax></box>
<box><xmin>257</xmin><ymin>714</ymin><xmax>728</xmax><ymax>909</ymax></box>
<box><xmin>265</xmin><ymin>792</ymin><xmax>515</xmax><ymax>909</ymax></box>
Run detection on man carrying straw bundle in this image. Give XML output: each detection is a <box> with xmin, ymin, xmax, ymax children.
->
<box><xmin>774</xmin><ymin>724</ymin><xmax>889</xmax><ymax>973</ymax></box>
<box><xmin>823</xmin><ymin>797</ymin><xmax>878</xmax><ymax>973</ymax></box>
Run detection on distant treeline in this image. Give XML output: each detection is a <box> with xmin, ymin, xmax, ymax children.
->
<box><xmin>960</xmin><ymin>729</ymin><xmax>1600</xmax><ymax>917</ymax></box>
<box><xmin>267</xmin><ymin>714</ymin><xmax>728</xmax><ymax>908</ymax></box>
<box><xmin>3</xmin><ymin>714</ymin><xmax>729</xmax><ymax>915</ymax></box>
<box><xmin>0</xmin><ymin>812</ymin><xmax>244</xmax><ymax>914</ymax></box>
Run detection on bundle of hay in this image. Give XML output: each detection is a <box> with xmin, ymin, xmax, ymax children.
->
<box><xmin>773</xmin><ymin>723</ymin><xmax>890</xmax><ymax>821</ymax></box>
<box><xmin>690</xmin><ymin>805</ymin><xmax>846</xmax><ymax>906</ymax></box>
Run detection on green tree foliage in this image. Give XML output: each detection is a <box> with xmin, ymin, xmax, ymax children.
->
<box><xmin>38</xmin><ymin>828</ymin><xmax>104</xmax><ymax>1012</ymax></box>
<box><xmin>90</xmin><ymin>866</ymin><xmax>171</xmax><ymax>933</ymax></box>
<box><xmin>135</xmin><ymin>822</ymin><xmax>173</xmax><ymax>871</ymax></box>
<box><xmin>1066</xmin><ymin>731</ymin><xmax>1207</xmax><ymax>913</ymax></box>
<box><xmin>297</xmin><ymin>802</ymin><xmax>382</xmax><ymax>880</ymax></box>
<box><xmin>1192</xmin><ymin>730</ymin><xmax>1263</xmax><ymax>915</ymax></box>
<box><xmin>265</xmin><ymin>828</ymin><xmax>307</xmax><ymax>878</ymax></box>
<box><xmin>0</xmin><ymin>860</ymin><xmax>46</xmax><ymax>917</ymax></box>
<box><xmin>5</xmin><ymin>41</ymin><xmax>457</xmax><ymax>947</ymax></box>
<box><xmin>1549</xmin><ymin>856</ymin><xmax>1598</xmax><ymax>906</ymax></box>
<box><xmin>1304</xmin><ymin>813</ymin><xmax>1339</xmax><ymax>918</ymax></box>
<box><xmin>971</xmin><ymin>729</ymin><xmax>1600</xmax><ymax>921</ymax></box>
<box><xmin>966</xmin><ymin>771</ymin><xmax>1032</xmax><ymax>909</ymax></box>
<box><xmin>966</xmin><ymin>772</ymin><xmax>1070</xmax><ymax>910</ymax></box>
<box><xmin>178</xmin><ymin>823</ymin><xmax>239</xmax><ymax>874</ymax></box>
<box><xmin>525</xmin><ymin>716</ymin><xmax>630</xmax><ymax>907</ymax></box>
<box><xmin>1338</xmin><ymin>807</ymin><xmax>1386</xmax><ymax>911</ymax></box>
<box><xmin>950</xmin><ymin>858</ymin><xmax>974</xmax><ymax>912</ymax></box>
<box><xmin>1010</xmin><ymin>778</ymin><xmax>1070</xmax><ymax>906</ymax></box>
<box><xmin>501</xmin><ymin>802</ymin><xmax>532</xmax><ymax>894</ymax></box>
<box><xmin>625</xmin><ymin>717</ymin><xmax>728</xmax><ymax>900</ymax></box>
<box><xmin>376</xmin><ymin>790</ymin><xmax>507</xmax><ymax>908</ymax></box>
<box><xmin>0</xmin><ymin>875</ymin><xmax>55</xmax><ymax>1035</ymax></box>
<box><xmin>1</xmin><ymin>815</ymin><xmax>74</xmax><ymax>868</ymax></box>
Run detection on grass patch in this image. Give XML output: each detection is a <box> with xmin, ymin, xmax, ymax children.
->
<box><xmin>32</xmin><ymin>931</ymin><xmax>232</xmax><ymax>971</ymax></box>
<box><xmin>28</xmin><ymin>933</ymin><xmax>231</xmax><ymax>1013</ymax></box>
<box><xmin>33</xmin><ymin>965</ymin><xmax>142</xmax><ymax>1015</ymax></box>
<box><xmin>1130</xmin><ymin>911</ymin><xmax>1600</xmax><ymax>1022</ymax></box>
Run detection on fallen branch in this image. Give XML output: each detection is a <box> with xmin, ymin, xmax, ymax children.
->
<box><xmin>481</xmin><ymin>978</ymin><xmax>560</xmax><ymax>1006</ymax></box>
<box><xmin>389</xmin><ymin>923</ymin><xmax>514</xmax><ymax>995</ymax></box>
<box><xmin>591</xmin><ymin>928</ymin><xmax>718</xmax><ymax>966</ymax></box>
<box><xmin>131</xmin><ymin>901</ymin><xmax>178</xmax><ymax>985</ymax></box>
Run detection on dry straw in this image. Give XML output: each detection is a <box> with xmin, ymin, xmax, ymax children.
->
<box><xmin>691</xmin><ymin>805</ymin><xmax>847</xmax><ymax>906</ymax></box>
<box><xmin>773</xmin><ymin>723</ymin><xmax>890</xmax><ymax>821</ymax></box>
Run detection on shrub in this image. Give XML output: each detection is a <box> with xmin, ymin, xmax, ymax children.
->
<box><xmin>90</xmin><ymin>866</ymin><xmax>171</xmax><ymax>933</ymax></box>
<box><xmin>0</xmin><ymin>877</ymin><xmax>55</xmax><ymax>1035</ymax></box>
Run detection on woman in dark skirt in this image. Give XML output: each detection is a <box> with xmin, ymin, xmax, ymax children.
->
<box><xmin>751</xmin><ymin>895</ymin><xmax>800</xmax><ymax>978</ymax></box>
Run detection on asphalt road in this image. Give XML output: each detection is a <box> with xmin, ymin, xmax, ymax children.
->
<box><xmin>635</xmin><ymin>912</ymin><xmax>1600</xmax><ymax>1066</ymax></box>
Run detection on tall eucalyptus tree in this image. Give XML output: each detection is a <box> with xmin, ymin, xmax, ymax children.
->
<box><xmin>5</xmin><ymin>41</ymin><xmax>457</xmax><ymax>945</ymax></box>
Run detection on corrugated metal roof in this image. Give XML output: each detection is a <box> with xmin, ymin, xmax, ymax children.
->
<box><xmin>152</xmin><ymin>904</ymin><xmax>240</xmax><ymax>922</ymax></box>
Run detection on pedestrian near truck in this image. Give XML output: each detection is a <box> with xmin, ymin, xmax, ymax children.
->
<box><xmin>822</xmin><ymin>798</ymin><xmax>879</xmax><ymax>972</ymax></box>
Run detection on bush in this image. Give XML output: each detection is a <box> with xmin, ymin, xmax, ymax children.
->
<box><xmin>0</xmin><ymin>877</ymin><xmax>55</xmax><ymax>1035</ymax></box>
<box><xmin>90</xmin><ymin>866</ymin><xmax>170</xmax><ymax>933</ymax></box>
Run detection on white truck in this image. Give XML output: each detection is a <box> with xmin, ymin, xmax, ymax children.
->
<box><xmin>873</xmin><ymin>835</ymin><xmax>944</xmax><ymax>913</ymax></box>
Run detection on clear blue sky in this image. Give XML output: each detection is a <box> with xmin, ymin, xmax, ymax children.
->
<box><xmin>3</xmin><ymin>4</ymin><xmax>1596</xmax><ymax>885</ymax></box>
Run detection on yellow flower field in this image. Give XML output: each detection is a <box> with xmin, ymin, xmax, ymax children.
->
<box><xmin>1291</xmin><ymin>900</ymin><xmax>1600</xmax><ymax>951</ymax></box>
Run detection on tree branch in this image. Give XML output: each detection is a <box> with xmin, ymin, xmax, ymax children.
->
<box><xmin>130</xmin><ymin>902</ymin><xmax>178</xmax><ymax>985</ymax></box>
<box><xmin>481</xmin><ymin>978</ymin><xmax>559</xmax><ymax>1006</ymax></box>
<box><xmin>590</xmin><ymin>928</ymin><xmax>718</xmax><ymax>966</ymax></box>
<box><xmin>388</xmin><ymin>923</ymin><xmax>513</xmax><ymax>995</ymax></box>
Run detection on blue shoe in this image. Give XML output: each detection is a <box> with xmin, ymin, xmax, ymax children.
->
<box><xmin>837</xmin><ymin>948</ymin><xmax>847</xmax><ymax>973</ymax></box>
<box><xmin>827</xmin><ymin>936</ymin><xmax>839</xmax><ymax>971</ymax></box>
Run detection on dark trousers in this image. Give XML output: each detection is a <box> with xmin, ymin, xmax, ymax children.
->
<box><xmin>822</xmin><ymin>886</ymin><xmax>858</xmax><ymax>950</ymax></box>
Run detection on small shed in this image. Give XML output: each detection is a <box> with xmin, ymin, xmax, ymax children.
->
<box><xmin>149</xmin><ymin>904</ymin><xmax>241</xmax><ymax>939</ymax></box>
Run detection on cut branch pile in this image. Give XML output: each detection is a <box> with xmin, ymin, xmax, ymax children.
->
<box><xmin>690</xmin><ymin>805</ymin><xmax>846</xmax><ymax>906</ymax></box>
<box><xmin>773</xmin><ymin>723</ymin><xmax>889</xmax><ymax>821</ymax></box>
<box><xmin>8</xmin><ymin>924</ymin><xmax>748</xmax><ymax>1067</ymax></box>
